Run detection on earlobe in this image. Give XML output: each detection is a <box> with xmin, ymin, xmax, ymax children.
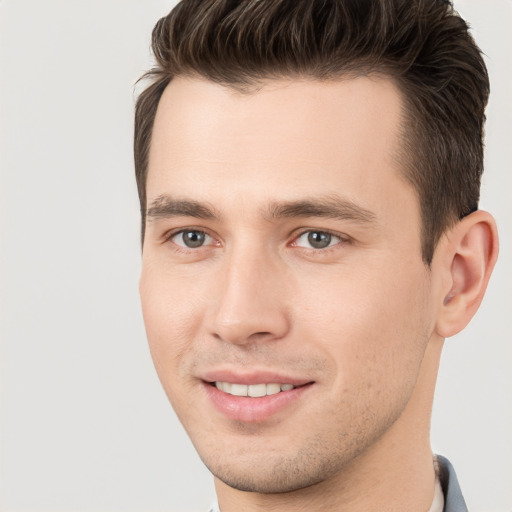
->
<box><xmin>435</xmin><ymin>210</ymin><xmax>499</xmax><ymax>338</ymax></box>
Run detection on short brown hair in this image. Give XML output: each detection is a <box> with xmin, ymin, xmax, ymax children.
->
<box><xmin>134</xmin><ymin>0</ymin><xmax>489</xmax><ymax>264</ymax></box>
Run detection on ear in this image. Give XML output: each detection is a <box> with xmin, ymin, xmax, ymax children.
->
<box><xmin>434</xmin><ymin>210</ymin><xmax>499</xmax><ymax>338</ymax></box>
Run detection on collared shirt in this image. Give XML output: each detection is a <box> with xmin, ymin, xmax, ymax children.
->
<box><xmin>207</xmin><ymin>455</ymin><xmax>468</xmax><ymax>512</ymax></box>
<box><xmin>436</xmin><ymin>455</ymin><xmax>469</xmax><ymax>512</ymax></box>
<box><xmin>429</xmin><ymin>475</ymin><xmax>445</xmax><ymax>512</ymax></box>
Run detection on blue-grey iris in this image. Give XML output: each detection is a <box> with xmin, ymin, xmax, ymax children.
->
<box><xmin>308</xmin><ymin>232</ymin><xmax>331</xmax><ymax>249</ymax></box>
<box><xmin>182</xmin><ymin>231</ymin><xmax>206</xmax><ymax>248</ymax></box>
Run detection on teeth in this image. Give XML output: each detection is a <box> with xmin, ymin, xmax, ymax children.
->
<box><xmin>214</xmin><ymin>382</ymin><xmax>297</xmax><ymax>397</ymax></box>
<box><xmin>230</xmin><ymin>383</ymin><xmax>247</xmax><ymax>396</ymax></box>
<box><xmin>266</xmin><ymin>383</ymin><xmax>281</xmax><ymax>395</ymax></box>
<box><xmin>215</xmin><ymin>382</ymin><xmax>232</xmax><ymax>393</ymax></box>
<box><xmin>248</xmin><ymin>384</ymin><xmax>266</xmax><ymax>397</ymax></box>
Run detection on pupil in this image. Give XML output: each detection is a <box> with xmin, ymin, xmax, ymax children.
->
<box><xmin>183</xmin><ymin>231</ymin><xmax>205</xmax><ymax>248</ymax></box>
<box><xmin>308</xmin><ymin>231</ymin><xmax>331</xmax><ymax>249</ymax></box>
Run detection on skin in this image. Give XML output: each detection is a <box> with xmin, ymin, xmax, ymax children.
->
<box><xmin>139</xmin><ymin>76</ymin><xmax>498</xmax><ymax>511</ymax></box>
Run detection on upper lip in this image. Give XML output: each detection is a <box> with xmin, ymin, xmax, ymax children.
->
<box><xmin>200</xmin><ymin>369</ymin><xmax>313</xmax><ymax>386</ymax></box>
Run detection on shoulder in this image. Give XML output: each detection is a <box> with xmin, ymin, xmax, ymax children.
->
<box><xmin>435</xmin><ymin>455</ymin><xmax>468</xmax><ymax>512</ymax></box>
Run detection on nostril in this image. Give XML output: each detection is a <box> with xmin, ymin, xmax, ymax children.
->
<box><xmin>251</xmin><ymin>331</ymin><xmax>273</xmax><ymax>338</ymax></box>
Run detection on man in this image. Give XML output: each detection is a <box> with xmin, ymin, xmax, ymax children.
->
<box><xmin>134</xmin><ymin>0</ymin><xmax>498</xmax><ymax>510</ymax></box>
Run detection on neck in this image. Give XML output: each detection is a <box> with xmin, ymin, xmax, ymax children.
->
<box><xmin>215</xmin><ymin>337</ymin><xmax>444</xmax><ymax>512</ymax></box>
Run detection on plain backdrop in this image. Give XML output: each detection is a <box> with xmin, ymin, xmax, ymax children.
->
<box><xmin>0</xmin><ymin>1</ymin><xmax>510</xmax><ymax>511</ymax></box>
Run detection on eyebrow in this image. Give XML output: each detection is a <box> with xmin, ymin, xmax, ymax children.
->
<box><xmin>265</xmin><ymin>196</ymin><xmax>377</xmax><ymax>224</ymax></box>
<box><xmin>145</xmin><ymin>194</ymin><xmax>377</xmax><ymax>225</ymax></box>
<box><xmin>146</xmin><ymin>195</ymin><xmax>220</xmax><ymax>220</ymax></box>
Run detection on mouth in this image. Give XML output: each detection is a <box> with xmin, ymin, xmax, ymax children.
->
<box><xmin>203</xmin><ymin>377</ymin><xmax>314</xmax><ymax>422</ymax></box>
<box><xmin>212</xmin><ymin>381</ymin><xmax>297</xmax><ymax>397</ymax></box>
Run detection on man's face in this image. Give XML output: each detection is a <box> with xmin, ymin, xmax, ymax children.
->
<box><xmin>140</xmin><ymin>76</ymin><xmax>437</xmax><ymax>493</ymax></box>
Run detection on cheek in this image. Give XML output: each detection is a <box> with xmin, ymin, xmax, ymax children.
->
<box><xmin>139</xmin><ymin>267</ymin><xmax>213</xmax><ymax>426</ymax></box>
<box><xmin>139</xmin><ymin>264</ymin><xmax>205</xmax><ymax>382</ymax></box>
<box><xmin>292</xmin><ymin>261</ymin><xmax>431</xmax><ymax>386</ymax></box>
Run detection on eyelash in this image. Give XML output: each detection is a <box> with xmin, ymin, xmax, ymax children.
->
<box><xmin>164</xmin><ymin>228</ymin><xmax>218</xmax><ymax>251</ymax></box>
<box><xmin>164</xmin><ymin>227</ymin><xmax>352</xmax><ymax>255</ymax></box>
<box><xmin>290</xmin><ymin>229</ymin><xmax>351</xmax><ymax>251</ymax></box>
<box><xmin>163</xmin><ymin>227</ymin><xmax>352</xmax><ymax>255</ymax></box>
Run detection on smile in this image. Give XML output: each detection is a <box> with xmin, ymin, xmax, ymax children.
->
<box><xmin>214</xmin><ymin>382</ymin><xmax>296</xmax><ymax>397</ymax></box>
<box><xmin>204</xmin><ymin>378</ymin><xmax>314</xmax><ymax>422</ymax></box>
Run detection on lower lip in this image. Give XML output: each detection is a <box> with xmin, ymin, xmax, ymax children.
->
<box><xmin>203</xmin><ymin>382</ymin><xmax>313</xmax><ymax>423</ymax></box>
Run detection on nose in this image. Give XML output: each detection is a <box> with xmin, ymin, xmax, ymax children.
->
<box><xmin>206</xmin><ymin>250</ymin><xmax>290</xmax><ymax>346</ymax></box>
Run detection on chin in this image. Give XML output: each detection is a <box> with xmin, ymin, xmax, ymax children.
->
<box><xmin>208</xmin><ymin>460</ymin><xmax>333</xmax><ymax>494</ymax></box>
<box><xmin>200</xmin><ymin>438</ymin><xmax>361</xmax><ymax>495</ymax></box>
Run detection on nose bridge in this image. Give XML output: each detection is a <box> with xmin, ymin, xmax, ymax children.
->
<box><xmin>209</xmin><ymin>241</ymin><xmax>289</xmax><ymax>344</ymax></box>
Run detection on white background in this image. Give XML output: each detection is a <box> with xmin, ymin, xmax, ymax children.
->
<box><xmin>0</xmin><ymin>1</ymin><xmax>510</xmax><ymax>511</ymax></box>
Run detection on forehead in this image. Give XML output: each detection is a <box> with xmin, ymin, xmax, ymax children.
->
<box><xmin>147</xmin><ymin>75</ymin><xmax>413</xmax><ymax>221</ymax></box>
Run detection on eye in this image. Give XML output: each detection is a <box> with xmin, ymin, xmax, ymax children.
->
<box><xmin>171</xmin><ymin>230</ymin><xmax>214</xmax><ymax>248</ymax></box>
<box><xmin>294</xmin><ymin>230</ymin><xmax>342</xmax><ymax>249</ymax></box>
